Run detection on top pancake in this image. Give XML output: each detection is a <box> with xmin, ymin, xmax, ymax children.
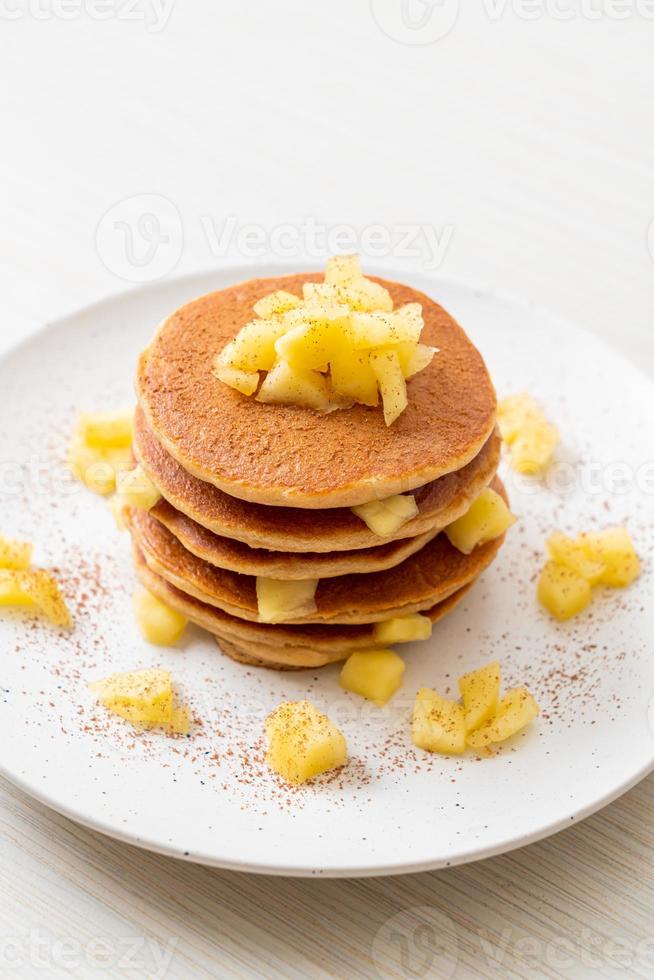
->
<box><xmin>136</xmin><ymin>273</ymin><xmax>497</xmax><ymax>508</ymax></box>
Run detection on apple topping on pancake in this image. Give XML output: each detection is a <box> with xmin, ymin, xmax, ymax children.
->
<box><xmin>213</xmin><ymin>254</ymin><xmax>438</xmax><ymax>425</ymax></box>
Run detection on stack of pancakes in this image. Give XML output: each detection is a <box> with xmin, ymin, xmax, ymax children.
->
<box><xmin>126</xmin><ymin>273</ymin><xmax>504</xmax><ymax>670</ymax></box>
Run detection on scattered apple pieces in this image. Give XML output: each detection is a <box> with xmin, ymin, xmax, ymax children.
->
<box><xmin>0</xmin><ymin>535</ymin><xmax>33</xmax><ymax>571</ymax></box>
<box><xmin>351</xmin><ymin>493</ymin><xmax>418</xmax><ymax>537</ymax></box>
<box><xmin>256</xmin><ymin>577</ymin><xmax>319</xmax><ymax>624</ymax></box>
<box><xmin>340</xmin><ymin>649</ymin><xmax>406</xmax><ymax>706</ymax></box>
<box><xmin>538</xmin><ymin>526</ymin><xmax>640</xmax><ymax>620</ymax></box>
<box><xmin>69</xmin><ymin>409</ymin><xmax>134</xmax><ymax>495</ymax></box>
<box><xmin>213</xmin><ymin>254</ymin><xmax>438</xmax><ymax>425</ymax></box>
<box><xmin>133</xmin><ymin>589</ymin><xmax>187</xmax><ymax>646</ymax></box>
<box><xmin>373</xmin><ymin>613</ymin><xmax>433</xmax><ymax>645</ymax></box>
<box><xmin>444</xmin><ymin>487</ymin><xmax>516</xmax><ymax>555</ymax></box>
<box><xmin>498</xmin><ymin>393</ymin><xmax>559</xmax><ymax>475</ymax></box>
<box><xmin>265</xmin><ymin>700</ymin><xmax>348</xmax><ymax>784</ymax></box>
<box><xmin>90</xmin><ymin>668</ymin><xmax>189</xmax><ymax>734</ymax></box>
<box><xmin>412</xmin><ymin>662</ymin><xmax>539</xmax><ymax>756</ymax></box>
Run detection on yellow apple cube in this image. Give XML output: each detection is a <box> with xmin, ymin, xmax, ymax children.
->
<box><xmin>466</xmin><ymin>688</ymin><xmax>539</xmax><ymax>749</ymax></box>
<box><xmin>350</xmin><ymin>304</ymin><xmax>423</xmax><ymax>350</ymax></box>
<box><xmin>256</xmin><ymin>360</ymin><xmax>333</xmax><ymax>412</ymax></box>
<box><xmin>90</xmin><ymin>668</ymin><xmax>189</xmax><ymax>734</ymax></box>
<box><xmin>256</xmin><ymin>577</ymin><xmax>319</xmax><ymax>623</ymax></box>
<box><xmin>79</xmin><ymin>410</ymin><xmax>134</xmax><ymax>449</ymax></box>
<box><xmin>394</xmin><ymin>342</ymin><xmax>438</xmax><ymax>379</ymax></box>
<box><xmin>68</xmin><ymin>433</ymin><xmax>131</xmax><ymax>495</ymax></box>
<box><xmin>252</xmin><ymin>290</ymin><xmax>301</xmax><ymax>319</ymax></box>
<box><xmin>340</xmin><ymin>649</ymin><xmax>406</xmax><ymax>705</ymax></box>
<box><xmin>303</xmin><ymin>278</ymin><xmax>393</xmax><ymax>313</ymax></box>
<box><xmin>133</xmin><ymin>589</ymin><xmax>187</xmax><ymax>646</ymax></box>
<box><xmin>330</xmin><ymin>348</ymin><xmax>379</xmax><ymax>407</ymax></box>
<box><xmin>352</xmin><ymin>493</ymin><xmax>418</xmax><ymax>536</ymax></box>
<box><xmin>579</xmin><ymin>527</ymin><xmax>641</xmax><ymax>588</ymax></box>
<box><xmin>412</xmin><ymin>688</ymin><xmax>466</xmax><ymax>755</ymax></box>
<box><xmin>374</xmin><ymin>614</ymin><xmax>432</xmax><ymax>645</ymax></box>
<box><xmin>213</xmin><ymin>354</ymin><xmax>260</xmax><ymax>396</ymax></box>
<box><xmin>497</xmin><ymin>393</ymin><xmax>542</xmax><ymax>443</ymax></box>
<box><xmin>116</xmin><ymin>465</ymin><xmax>161</xmax><ymax>511</ymax></box>
<box><xmin>0</xmin><ymin>568</ymin><xmax>72</xmax><ymax>627</ymax></box>
<box><xmin>458</xmin><ymin>661</ymin><xmax>501</xmax><ymax>733</ymax></box>
<box><xmin>445</xmin><ymin>488</ymin><xmax>517</xmax><ymax>555</ymax></box>
<box><xmin>547</xmin><ymin>532</ymin><xmax>605</xmax><ymax>585</ymax></box>
<box><xmin>537</xmin><ymin>561</ymin><xmax>592</xmax><ymax>620</ymax></box>
<box><xmin>265</xmin><ymin>700</ymin><xmax>348</xmax><ymax>784</ymax></box>
<box><xmin>324</xmin><ymin>253</ymin><xmax>362</xmax><ymax>285</ymax></box>
<box><xmin>510</xmin><ymin>423</ymin><xmax>559</xmax><ymax>476</ymax></box>
<box><xmin>369</xmin><ymin>348</ymin><xmax>408</xmax><ymax>426</ymax></box>
<box><xmin>275</xmin><ymin>305</ymin><xmax>350</xmax><ymax>371</ymax></box>
<box><xmin>225</xmin><ymin>317</ymin><xmax>291</xmax><ymax>373</ymax></box>
<box><xmin>0</xmin><ymin>536</ymin><xmax>33</xmax><ymax>570</ymax></box>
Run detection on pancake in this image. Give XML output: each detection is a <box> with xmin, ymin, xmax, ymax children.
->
<box><xmin>125</xmin><ymin>478</ymin><xmax>507</xmax><ymax>625</ymax></box>
<box><xmin>134</xmin><ymin>408</ymin><xmax>501</xmax><ymax>552</ymax></box>
<box><xmin>133</xmin><ymin>546</ymin><xmax>474</xmax><ymax>669</ymax></box>
<box><xmin>136</xmin><ymin>273</ymin><xmax>497</xmax><ymax>508</ymax></box>
<box><xmin>150</xmin><ymin>499</ymin><xmax>439</xmax><ymax>579</ymax></box>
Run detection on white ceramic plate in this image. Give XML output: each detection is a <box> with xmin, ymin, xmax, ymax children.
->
<box><xmin>1</xmin><ymin>263</ymin><xmax>653</xmax><ymax>878</ymax></box>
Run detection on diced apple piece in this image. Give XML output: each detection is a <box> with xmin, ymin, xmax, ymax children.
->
<box><xmin>340</xmin><ymin>649</ymin><xmax>406</xmax><ymax>705</ymax></box>
<box><xmin>79</xmin><ymin>410</ymin><xmax>134</xmax><ymax>449</ymax></box>
<box><xmin>90</xmin><ymin>667</ymin><xmax>189</xmax><ymax>734</ymax></box>
<box><xmin>579</xmin><ymin>527</ymin><xmax>641</xmax><ymax>588</ymax></box>
<box><xmin>133</xmin><ymin>588</ymin><xmax>187</xmax><ymax>646</ymax></box>
<box><xmin>369</xmin><ymin>349</ymin><xmax>407</xmax><ymax>426</ymax></box>
<box><xmin>497</xmin><ymin>393</ymin><xmax>542</xmax><ymax>443</ymax></box>
<box><xmin>394</xmin><ymin>342</ymin><xmax>438</xmax><ymax>379</ymax></box>
<box><xmin>256</xmin><ymin>577</ymin><xmax>319</xmax><ymax>623</ymax></box>
<box><xmin>547</xmin><ymin>532</ymin><xmax>604</xmax><ymax>585</ymax></box>
<box><xmin>498</xmin><ymin>393</ymin><xmax>559</xmax><ymax>475</ymax></box>
<box><xmin>0</xmin><ymin>570</ymin><xmax>37</xmax><ymax>609</ymax></box>
<box><xmin>330</xmin><ymin>348</ymin><xmax>379</xmax><ymax>407</ymax></box>
<box><xmin>256</xmin><ymin>360</ymin><xmax>333</xmax><ymax>412</ymax></box>
<box><xmin>458</xmin><ymin>661</ymin><xmax>501</xmax><ymax>734</ymax></box>
<box><xmin>537</xmin><ymin>561</ymin><xmax>592</xmax><ymax>621</ymax></box>
<box><xmin>373</xmin><ymin>614</ymin><xmax>432</xmax><ymax>645</ymax></box>
<box><xmin>303</xmin><ymin>278</ymin><xmax>393</xmax><ymax>313</ymax></box>
<box><xmin>445</xmin><ymin>488</ymin><xmax>516</xmax><ymax>555</ymax></box>
<box><xmin>349</xmin><ymin>305</ymin><xmax>422</xmax><ymax>350</ymax></box>
<box><xmin>0</xmin><ymin>569</ymin><xmax>72</xmax><ymax>627</ymax></box>
<box><xmin>68</xmin><ymin>433</ymin><xmax>131</xmax><ymax>495</ymax></box>
<box><xmin>213</xmin><ymin>354</ymin><xmax>259</xmax><ymax>396</ymax></box>
<box><xmin>324</xmin><ymin>254</ymin><xmax>362</xmax><ymax>285</ymax></box>
<box><xmin>275</xmin><ymin>306</ymin><xmax>350</xmax><ymax>372</ymax></box>
<box><xmin>411</xmin><ymin>688</ymin><xmax>466</xmax><ymax>755</ymax></box>
<box><xmin>265</xmin><ymin>700</ymin><xmax>348</xmax><ymax>784</ymax></box>
<box><xmin>351</xmin><ymin>494</ymin><xmax>418</xmax><ymax>537</ymax></box>
<box><xmin>222</xmin><ymin>317</ymin><xmax>291</xmax><ymax>373</ymax></box>
<box><xmin>116</xmin><ymin>465</ymin><xmax>161</xmax><ymax>511</ymax></box>
<box><xmin>0</xmin><ymin>536</ymin><xmax>33</xmax><ymax>570</ymax></box>
<box><xmin>252</xmin><ymin>290</ymin><xmax>301</xmax><ymax>319</ymax></box>
<box><xmin>510</xmin><ymin>423</ymin><xmax>559</xmax><ymax>476</ymax></box>
<box><xmin>466</xmin><ymin>688</ymin><xmax>539</xmax><ymax>749</ymax></box>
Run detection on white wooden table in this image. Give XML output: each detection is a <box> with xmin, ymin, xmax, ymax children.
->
<box><xmin>1</xmin><ymin>6</ymin><xmax>653</xmax><ymax>976</ymax></box>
